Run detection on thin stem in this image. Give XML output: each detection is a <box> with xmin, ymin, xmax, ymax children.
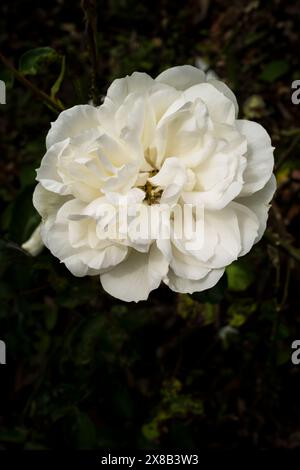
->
<box><xmin>265</xmin><ymin>230</ymin><xmax>300</xmax><ymax>263</ymax></box>
<box><xmin>81</xmin><ymin>0</ymin><xmax>101</xmax><ymax>106</ymax></box>
<box><xmin>0</xmin><ymin>52</ymin><xmax>64</xmax><ymax>113</ymax></box>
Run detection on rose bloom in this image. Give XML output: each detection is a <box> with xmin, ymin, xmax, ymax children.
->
<box><xmin>32</xmin><ymin>66</ymin><xmax>275</xmax><ymax>302</ymax></box>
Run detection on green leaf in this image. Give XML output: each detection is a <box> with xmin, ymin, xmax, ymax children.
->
<box><xmin>260</xmin><ymin>60</ymin><xmax>289</xmax><ymax>83</ymax></box>
<box><xmin>19</xmin><ymin>47</ymin><xmax>60</xmax><ymax>76</ymax></box>
<box><xmin>226</xmin><ymin>260</ymin><xmax>254</xmax><ymax>292</ymax></box>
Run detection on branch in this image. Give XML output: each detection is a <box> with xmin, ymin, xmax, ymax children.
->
<box><xmin>265</xmin><ymin>229</ymin><xmax>300</xmax><ymax>263</ymax></box>
<box><xmin>0</xmin><ymin>52</ymin><xmax>64</xmax><ymax>113</ymax></box>
<box><xmin>81</xmin><ymin>0</ymin><xmax>101</xmax><ymax>106</ymax></box>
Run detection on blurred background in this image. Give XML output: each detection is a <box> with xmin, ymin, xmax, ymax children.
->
<box><xmin>0</xmin><ymin>0</ymin><xmax>300</xmax><ymax>450</ymax></box>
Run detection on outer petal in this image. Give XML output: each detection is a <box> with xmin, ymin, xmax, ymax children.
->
<box><xmin>100</xmin><ymin>243</ymin><xmax>169</xmax><ymax>302</ymax></box>
<box><xmin>165</xmin><ymin>267</ymin><xmax>225</xmax><ymax>294</ymax></box>
<box><xmin>63</xmin><ymin>245</ymin><xmax>128</xmax><ymax>277</ymax></box>
<box><xmin>201</xmin><ymin>202</ymin><xmax>259</xmax><ymax>268</ymax></box>
<box><xmin>208</xmin><ymin>79</ymin><xmax>239</xmax><ymax>117</ymax></box>
<box><xmin>156</xmin><ymin>65</ymin><xmax>206</xmax><ymax>91</ymax></box>
<box><xmin>46</xmin><ymin>105</ymin><xmax>101</xmax><ymax>150</ymax></box>
<box><xmin>236</xmin><ymin>119</ymin><xmax>274</xmax><ymax>196</ymax></box>
<box><xmin>106</xmin><ymin>72</ymin><xmax>155</xmax><ymax>107</ymax></box>
<box><xmin>170</xmin><ymin>245</ymin><xmax>210</xmax><ymax>280</ymax></box>
<box><xmin>36</xmin><ymin>139</ymin><xmax>71</xmax><ymax>194</ymax></box>
<box><xmin>21</xmin><ymin>224</ymin><xmax>44</xmax><ymax>256</ymax></box>
<box><xmin>33</xmin><ymin>183</ymin><xmax>68</xmax><ymax>218</ymax></box>
<box><xmin>41</xmin><ymin>198</ymin><xmax>129</xmax><ymax>276</ymax></box>
<box><xmin>236</xmin><ymin>174</ymin><xmax>276</xmax><ymax>242</ymax></box>
<box><xmin>230</xmin><ymin>201</ymin><xmax>260</xmax><ymax>256</ymax></box>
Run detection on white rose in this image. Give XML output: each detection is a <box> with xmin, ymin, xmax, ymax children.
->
<box><xmin>32</xmin><ymin>65</ymin><xmax>276</xmax><ymax>302</ymax></box>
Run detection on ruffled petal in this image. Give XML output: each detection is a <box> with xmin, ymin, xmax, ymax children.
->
<box><xmin>46</xmin><ymin>105</ymin><xmax>101</xmax><ymax>150</ymax></box>
<box><xmin>156</xmin><ymin>65</ymin><xmax>206</xmax><ymax>90</ymax></box>
<box><xmin>236</xmin><ymin>119</ymin><xmax>274</xmax><ymax>196</ymax></box>
<box><xmin>183</xmin><ymin>83</ymin><xmax>236</xmax><ymax>124</ymax></box>
<box><xmin>106</xmin><ymin>72</ymin><xmax>155</xmax><ymax>107</ymax></box>
<box><xmin>165</xmin><ymin>267</ymin><xmax>225</xmax><ymax>294</ymax></box>
<box><xmin>208</xmin><ymin>78</ymin><xmax>239</xmax><ymax>117</ymax></box>
<box><xmin>236</xmin><ymin>174</ymin><xmax>276</xmax><ymax>242</ymax></box>
<box><xmin>33</xmin><ymin>183</ymin><xmax>68</xmax><ymax>218</ymax></box>
<box><xmin>100</xmin><ymin>243</ymin><xmax>169</xmax><ymax>302</ymax></box>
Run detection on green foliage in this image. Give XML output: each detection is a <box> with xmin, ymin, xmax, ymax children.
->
<box><xmin>19</xmin><ymin>47</ymin><xmax>61</xmax><ymax>76</ymax></box>
<box><xmin>226</xmin><ymin>259</ymin><xmax>255</xmax><ymax>292</ymax></box>
<box><xmin>142</xmin><ymin>378</ymin><xmax>204</xmax><ymax>443</ymax></box>
<box><xmin>227</xmin><ymin>299</ymin><xmax>257</xmax><ymax>328</ymax></box>
<box><xmin>259</xmin><ymin>60</ymin><xmax>290</xmax><ymax>83</ymax></box>
<box><xmin>18</xmin><ymin>47</ymin><xmax>65</xmax><ymax>107</ymax></box>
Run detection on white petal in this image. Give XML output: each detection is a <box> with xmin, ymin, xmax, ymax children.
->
<box><xmin>100</xmin><ymin>244</ymin><xmax>169</xmax><ymax>302</ymax></box>
<box><xmin>165</xmin><ymin>267</ymin><xmax>225</xmax><ymax>294</ymax></box>
<box><xmin>33</xmin><ymin>183</ymin><xmax>68</xmax><ymax>218</ymax></box>
<box><xmin>201</xmin><ymin>201</ymin><xmax>259</xmax><ymax>268</ymax></box>
<box><xmin>46</xmin><ymin>105</ymin><xmax>101</xmax><ymax>150</ymax></box>
<box><xmin>36</xmin><ymin>139</ymin><xmax>71</xmax><ymax>194</ymax></box>
<box><xmin>155</xmin><ymin>100</ymin><xmax>210</xmax><ymax>164</ymax></box>
<box><xmin>55</xmin><ymin>199</ymin><xmax>86</xmax><ymax>223</ymax></box>
<box><xmin>230</xmin><ymin>201</ymin><xmax>259</xmax><ymax>256</ymax></box>
<box><xmin>236</xmin><ymin>119</ymin><xmax>274</xmax><ymax>196</ymax></box>
<box><xmin>171</xmin><ymin>215</ymin><xmax>218</xmax><ymax>264</ymax></box>
<box><xmin>63</xmin><ymin>245</ymin><xmax>128</xmax><ymax>276</ymax></box>
<box><xmin>236</xmin><ymin>174</ymin><xmax>276</xmax><ymax>242</ymax></box>
<box><xmin>106</xmin><ymin>72</ymin><xmax>155</xmax><ymax>107</ymax></box>
<box><xmin>149</xmin><ymin>157</ymin><xmax>187</xmax><ymax>205</ymax></box>
<box><xmin>21</xmin><ymin>224</ymin><xmax>44</xmax><ymax>256</ymax></box>
<box><xmin>183</xmin><ymin>83</ymin><xmax>236</xmax><ymax>124</ymax></box>
<box><xmin>202</xmin><ymin>206</ymin><xmax>241</xmax><ymax>268</ymax></box>
<box><xmin>208</xmin><ymin>79</ymin><xmax>239</xmax><ymax>117</ymax></box>
<box><xmin>183</xmin><ymin>136</ymin><xmax>247</xmax><ymax>210</ymax></box>
<box><xmin>148</xmin><ymin>85</ymin><xmax>181</xmax><ymax>122</ymax></box>
<box><xmin>102</xmin><ymin>161</ymin><xmax>140</xmax><ymax>194</ymax></box>
<box><xmin>115</xmin><ymin>93</ymin><xmax>156</xmax><ymax>152</ymax></box>
<box><xmin>156</xmin><ymin>65</ymin><xmax>206</xmax><ymax>90</ymax></box>
<box><xmin>170</xmin><ymin>245</ymin><xmax>210</xmax><ymax>280</ymax></box>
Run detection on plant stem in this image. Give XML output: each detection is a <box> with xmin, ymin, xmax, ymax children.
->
<box><xmin>0</xmin><ymin>52</ymin><xmax>64</xmax><ymax>113</ymax></box>
<box><xmin>265</xmin><ymin>230</ymin><xmax>300</xmax><ymax>263</ymax></box>
<box><xmin>81</xmin><ymin>0</ymin><xmax>101</xmax><ymax>106</ymax></box>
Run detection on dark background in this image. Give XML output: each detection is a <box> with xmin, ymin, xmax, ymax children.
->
<box><xmin>0</xmin><ymin>0</ymin><xmax>300</xmax><ymax>449</ymax></box>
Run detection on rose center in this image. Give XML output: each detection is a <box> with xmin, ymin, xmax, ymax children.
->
<box><xmin>138</xmin><ymin>169</ymin><xmax>163</xmax><ymax>205</ymax></box>
<box><xmin>144</xmin><ymin>180</ymin><xmax>163</xmax><ymax>205</ymax></box>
